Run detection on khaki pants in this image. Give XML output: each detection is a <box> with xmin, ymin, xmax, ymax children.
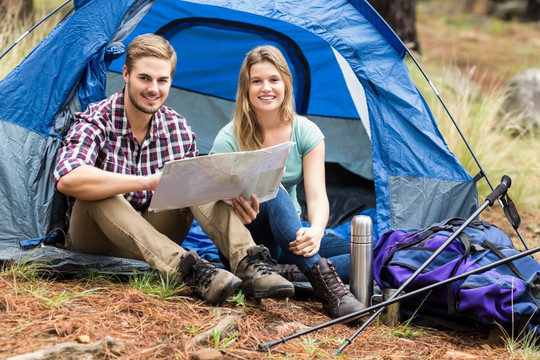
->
<box><xmin>66</xmin><ymin>195</ymin><xmax>254</xmax><ymax>279</ymax></box>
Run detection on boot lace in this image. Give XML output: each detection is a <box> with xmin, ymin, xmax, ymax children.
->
<box><xmin>246</xmin><ymin>249</ymin><xmax>277</xmax><ymax>276</ymax></box>
<box><xmin>316</xmin><ymin>263</ymin><xmax>349</xmax><ymax>303</ymax></box>
<box><xmin>192</xmin><ymin>261</ymin><xmax>219</xmax><ymax>288</ymax></box>
<box><xmin>278</xmin><ymin>264</ymin><xmax>302</xmax><ymax>282</ymax></box>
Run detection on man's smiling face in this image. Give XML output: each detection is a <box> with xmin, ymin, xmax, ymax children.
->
<box><xmin>123</xmin><ymin>56</ymin><xmax>172</xmax><ymax>115</ymax></box>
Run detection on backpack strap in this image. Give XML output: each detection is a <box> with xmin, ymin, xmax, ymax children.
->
<box><xmin>482</xmin><ymin>240</ymin><xmax>526</xmax><ymax>281</ymax></box>
<box><xmin>526</xmin><ymin>274</ymin><xmax>540</xmax><ymax>309</ymax></box>
<box><xmin>443</xmin><ymin>217</ymin><xmax>487</xmax><ymax>231</ymax></box>
<box><xmin>389</xmin><ymin>225</ymin><xmax>450</xmax><ymax>254</ymax></box>
<box><xmin>484</xmin><ymin>240</ymin><xmax>540</xmax><ymax>308</ymax></box>
<box><xmin>380</xmin><ymin>225</ymin><xmax>450</xmax><ymax>289</ymax></box>
<box><xmin>447</xmin><ymin>231</ymin><xmax>474</xmax><ymax>314</ymax></box>
<box><xmin>482</xmin><ymin>240</ymin><xmax>540</xmax><ymax>310</ymax></box>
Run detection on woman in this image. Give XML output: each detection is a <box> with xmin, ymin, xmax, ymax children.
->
<box><xmin>211</xmin><ymin>45</ymin><xmax>364</xmax><ymax>319</ymax></box>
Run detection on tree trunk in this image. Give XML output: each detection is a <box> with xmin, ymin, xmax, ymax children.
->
<box><xmin>368</xmin><ymin>0</ymin><xmax>421</xmax><ymax>53</ymax></box>
<box><xmin>21</xmin><ymin>0</ymin><xmax>33</xmax><ymax>17</ymax></box>
<box><xmin>463</xmin><ymin>0</ymin><xmax>480</xmax><ymax>13</ymax></box>
<box><xmin>524</xmin><ymin>0</ymin><xmax>540</xmax><ymax>21</ymax></box>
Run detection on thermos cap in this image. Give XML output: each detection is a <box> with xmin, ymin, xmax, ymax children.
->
<box><xmin>351</xmin><ymin>215</ymin><xmax>372</xmax><ymax>244</ymax></box>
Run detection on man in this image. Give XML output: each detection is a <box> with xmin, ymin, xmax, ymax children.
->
<box><xmin>53</xmin><ymin>33</ymin><xmax>294</xmax><ymax>304</ymax></box>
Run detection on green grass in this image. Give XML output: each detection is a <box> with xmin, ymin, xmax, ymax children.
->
<box><xmin>33</xmin><ymin>287</ymin><xmax>105</xmax><ymax>308</ymax></box>
<box><xmin>299</xmin><ymin>335</ymin><xmax>322</xmax><ymax>356</ymax></box>
<box><xmin>212</xmin><ymin>328</ymin><xmax>237</xmax><ymax>352</ymax></box>
<box><xmin>495</xmin><ymin>319</ymin><xmax>540</xmax><ymax>359</ymax></box>
<box><xmin>226</xmin><ymin>289</ymin><xmax>261</xmax><ymax>308</ymax></box>
<box><xmin>1</xmin><ymin>251</ymin><xmax>63</xmax><ymax>294</ymax></box>
<box><xmin>3</xmin><ymin>258</ymin><xmax>48</xmax><ymax>281</ymax></box>
<box><xmin>2</xmin><ymin>260</ymin><xmax>106</xmax><ymax>308</ymax></box>
<box><xmin>127</xmin><ymin>270</ymin><xmax>187</xmax><ymax>300</ymax></box>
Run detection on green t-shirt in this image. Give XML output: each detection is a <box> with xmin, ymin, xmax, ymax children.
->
<box><xmin>210</xmin><ymin>115</ymin><xmax>324</xmax><ymax>216</ymax></box>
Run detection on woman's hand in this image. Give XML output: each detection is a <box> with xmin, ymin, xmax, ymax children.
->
<box><xmin>232</xmin><ymin>194</ymin><xmax>260</xmax><ymax>224</ymax></box>
<box><xmin>289</xmin><ymin>227</ymin><xmax>323</xmax><ymax>257</ymax></box>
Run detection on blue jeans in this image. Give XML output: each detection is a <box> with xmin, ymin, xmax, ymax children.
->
<box><xmin>246</xmin><ymin>187</ymin><xmax>351</xmax><ymax>282</ymax></box>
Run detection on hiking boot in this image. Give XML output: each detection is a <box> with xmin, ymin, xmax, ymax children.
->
<box><xmin>275</xmin><ymin>263</ymin><xmax>309</xmax><ymax>282</ymax></box>
<box><xmin>178</xmin><ymin>250</ymin><xmax>241</xmax><ymax>305</ymax></box>
<box><xmin>305</xmin><ymin>258</ymin><xmax>365</xmax><ymax>319</ymax></box>
<box><xmin>235</xmin><ymin>245</ymin><xmax>295</xmax><ymax>298</ymax></box>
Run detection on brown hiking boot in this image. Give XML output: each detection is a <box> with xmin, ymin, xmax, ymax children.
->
<box><xmin>305</xmin><ymin>258</ymin><xmax>365</xmax><ymax>319</ymax></box>
<box><xmin>275</xmin><ymin>263</ymin><xmax>308</xmax><ymax>282</ymax></box>
<box><xmin>235</xmin><ymin>245</ymin><xmax>295</xmax><ymax>299</ymax></box>
<box><xmin>178</xmin><ymin>250</ymin><xmax>241</xmax><ymax>305</ymax></box>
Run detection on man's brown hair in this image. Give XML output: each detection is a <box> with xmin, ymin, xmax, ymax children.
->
<box><xmin>124</xmin><ymin>34</ymin><xmax>177</xmax><ymax>77</ymax></box>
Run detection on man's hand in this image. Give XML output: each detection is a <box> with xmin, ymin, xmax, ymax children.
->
<box><xmin>288</xmin><ymin>227</ymin><xmax>323</xmax><ymax>257</ymax></box>
<box><xmin>146</xmin><ymin>171</ymin><xmax>162</xmax><ymax>191</ymax></box>
<box><xmin>232</xmin><ymin>194</ymin><xmax>259</xmax><ymax>225</ymax></box>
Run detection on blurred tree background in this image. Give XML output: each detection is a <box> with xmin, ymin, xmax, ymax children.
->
<box><xmin>0</xmin><ymin>0</ymin><xmax>33</xmax><ymax>19</ymax></box>
<box><xmin>368</xmin><ymin>0</ymin><xmax>540</xmax><ymax>54</ymax></box>
<box><xmin>368</xmin><ymin>0</ymin><xmax>421</xmax><ymax>52</ymax></box>
<box><xmin>525</xmin><ymin>0</ymin><xmax>540</xmax><ymax>21</ymax></box>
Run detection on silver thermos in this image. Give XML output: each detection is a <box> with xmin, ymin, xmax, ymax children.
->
<box><xmin>350</xmin><ymin>215</ymin><xmax>373</xmax><ymax>307</ymax></box>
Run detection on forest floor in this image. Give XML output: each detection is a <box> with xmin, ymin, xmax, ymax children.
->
<box><xmin>1</xmin><ymin>208</ymin><xmax>538</xmax><ymax>360</ymax></box>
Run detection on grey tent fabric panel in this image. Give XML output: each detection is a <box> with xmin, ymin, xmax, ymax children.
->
<box><xmin>0</xmin><ymin>121</ymin><xmax>60</xmax><ymax>242</ymax></box>
<box><xmin>389</xmin><ymin>175</ymin><xmax>479</xmax><ymax>230</ymax></box>
<box><xmin>110</xmin><ymin>0</ymin><xmax>155</xmax><ymax>44</ymax></box>
<box><xmin>309</xmin><ymin>115</ymin><xmax>373</xmax><ymax>180</ymax></box>
<box><xmin>165</xmin><ymin>88</ymin><xmax>236</xmax><ymax>154</ymax></box>
<box><xmin>0</xmin><ymin>122</ymin><xmax>149</xmax><ymax>276</ymax></box>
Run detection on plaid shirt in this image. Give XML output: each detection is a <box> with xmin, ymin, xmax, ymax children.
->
<box><xmin>53</xmin><ymin>90</ymin><xmax>198</xmax><ymax>212</ymax></box>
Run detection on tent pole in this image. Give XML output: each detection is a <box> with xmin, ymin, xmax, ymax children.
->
<box><xmin>405</xmin><ymin>49</ymin><xmax>528</xmax><ymax>250</ymax></box>
<box><xmin>0</xmin><ymin>0</ymin><xmax>72</xmax><ymax>61</ymax></box>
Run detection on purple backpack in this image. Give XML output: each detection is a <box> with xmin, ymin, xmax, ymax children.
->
<box><xmin>373</xmin><ymin>218</ymin><xmax>540</xmax><ymax>330</ymax></box>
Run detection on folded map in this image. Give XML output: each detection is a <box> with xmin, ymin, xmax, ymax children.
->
<box><xmin>149</xmin><ymin>141</ymin><xmax>294</xmax><ymax>211</ymax></box>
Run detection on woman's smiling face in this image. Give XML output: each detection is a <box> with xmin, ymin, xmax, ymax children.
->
<box><xmin>248</xmin><ymin>61</ymin><xmax>285</xmax><ymax>117</ymax></box>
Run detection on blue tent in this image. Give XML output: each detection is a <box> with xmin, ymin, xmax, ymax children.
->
<box><xmin>0</xmin><ymin>0</ymin><xmax>478</xmax><ymax>273</ymax></box>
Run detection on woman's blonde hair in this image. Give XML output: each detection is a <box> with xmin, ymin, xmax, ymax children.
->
<box><xmin>233</xmin><ymin>45</ymin><xmax>295</xmax><ymax>150</ymax></box>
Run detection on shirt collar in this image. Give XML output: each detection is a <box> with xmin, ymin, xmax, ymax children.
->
<box><xmin>113</xmin><ymin>89</ymin><xmax>162</xmax><ymax>142</ymax></box>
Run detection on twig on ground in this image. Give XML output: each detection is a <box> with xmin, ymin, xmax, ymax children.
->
<box><xmin>5</xmin><ymin>336</ymin><xmax>124</xmax><ymax>360</ymax></box>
